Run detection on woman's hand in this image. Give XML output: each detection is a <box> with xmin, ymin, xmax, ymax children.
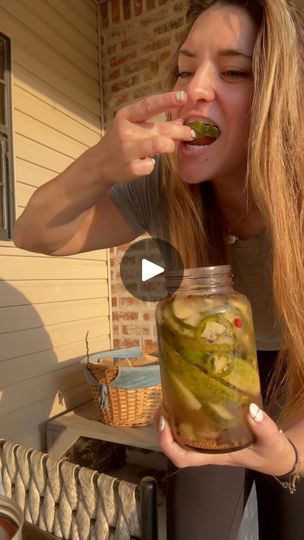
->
<box><xmin>97</xmin><ymin>90</ymin><xmax>193</xmax><ymax>184</ymax></box>
<box><xmin>157</xmin><ymin>403</ymin><xmax>296</xmax><ymax>477</ymax></box>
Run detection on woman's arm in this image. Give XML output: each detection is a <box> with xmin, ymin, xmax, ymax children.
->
<box><xmin>13</xmin><ymin>91</ymin><xmax>193</xmax><ymax>256</ymax></box>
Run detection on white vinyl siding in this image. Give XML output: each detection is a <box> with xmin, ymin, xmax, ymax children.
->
<box><xmin>0</xmin><ymin>0</ymin><xmax>111</xmax><ymax>450</ymax></box>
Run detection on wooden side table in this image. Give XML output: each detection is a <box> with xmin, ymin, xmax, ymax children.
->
<box><xmin>47</xmin><ymin>400</ymin><xmax>160</xmax><ymax>459</ymax></box>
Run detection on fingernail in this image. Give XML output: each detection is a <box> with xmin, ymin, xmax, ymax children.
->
<box><xmin>159</xmin><ymin>416</ymin><xmax>166</xmax><ymax>432</ymax></box>
<box><xmin>176</xmin><ymin>91</ymin><xmax>186</xmax><ymax>102</ymax></box>
<box><xmin>249</xmin><ymin>403</ymin><xmax>264</xmax><ymax>423</ymax></box>
<box><xmin>191</xmin><ymin>128</ymin><xmax>196</xmax><ymax>139</ymax></box>
<box><xmin>151</xmin><ymin>157</ymin><xmax>155</xmax><ymax>167</ymax></box>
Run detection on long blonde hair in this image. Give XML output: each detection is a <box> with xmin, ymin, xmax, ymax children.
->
<box><xmin>163</xmin><ymin>0</ymin><xmax>304</xmax><ymax>421</ymax></box>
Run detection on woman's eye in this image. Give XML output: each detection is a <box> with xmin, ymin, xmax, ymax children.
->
<box><xmin>223</xmin><ymin>70</ymin><xmax>251</xmax><ymax>79</ymax></box>
<box><xmin>177</xmin><ymin>71</ymin><xmax>192</xmax><ymax>79</ymax></box>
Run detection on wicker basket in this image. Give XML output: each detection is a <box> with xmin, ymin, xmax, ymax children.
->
<box><xmin>82</xmin><ymin>347</ymin><xmax>162</xmax><ymax>427</ymax></box>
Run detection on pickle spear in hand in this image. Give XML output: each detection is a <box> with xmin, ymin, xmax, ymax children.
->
<box><xmin>186</xmin><ymin>120</ymin><xmax>221</xmax><ymax>146</ymax></box>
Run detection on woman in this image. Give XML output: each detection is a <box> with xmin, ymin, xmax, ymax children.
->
<box><xmin>13</xmin><ymin>1</ymin><xmax>304</xmax><ymax>538</ymax></box>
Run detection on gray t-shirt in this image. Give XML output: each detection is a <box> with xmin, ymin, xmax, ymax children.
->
<box><xmin>108</xmin><ymin>159</ymin><xmax>281</xmax><ymax>351</ymax></box>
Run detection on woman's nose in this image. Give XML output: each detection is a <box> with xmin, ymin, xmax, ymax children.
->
<box><xmin>186</xmin><ymin>66</ymin><xmax>216</xmax><ymax>103</ymax></box>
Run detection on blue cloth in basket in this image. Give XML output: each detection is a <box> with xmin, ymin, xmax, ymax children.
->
<box><xmin>80</xmin><ymin>347</ymin><xmax>160</xmax><ymax>410</ymax></box>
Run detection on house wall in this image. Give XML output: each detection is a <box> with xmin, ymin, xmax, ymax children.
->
<box><xmin>0</xmin><ymin>0</ymin><xmax>111</xmax><ymax>450</ymax></box>
<box><xmin>99</xmin><ymin>0</ymin><xmax>187</xmax><ymax>350</ymax></box>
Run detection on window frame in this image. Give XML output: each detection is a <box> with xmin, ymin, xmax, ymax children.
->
<box><xmin>0</xmin><ymin>31</ymin><xmax>15</xmax><ymax>241</ymax></box>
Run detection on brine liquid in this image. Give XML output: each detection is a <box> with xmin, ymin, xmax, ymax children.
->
<box><xmin>157</xmin><ymin>291</ymin><xmax>262</xmax><ymax>452</ymax></box>
<box><xmin>0</xmin><ymin>514</ymin><xmax>18</xmax><ymax>540</ymax></box>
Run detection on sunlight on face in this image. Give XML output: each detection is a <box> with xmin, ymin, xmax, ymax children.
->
<box><xmin>173</xmin><ymin>2</ymin><xmax>258</xmax><ymax>185</ymax></box>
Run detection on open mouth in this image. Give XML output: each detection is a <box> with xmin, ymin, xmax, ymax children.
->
<box><xmin>186</xmin><ymin>120</ymin><xmax>221</xmax><ymax>147</ymax></box>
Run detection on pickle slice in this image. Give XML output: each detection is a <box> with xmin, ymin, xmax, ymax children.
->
<box><xmin>161</xmin><ymin>340</ymin><xmax>247</xmax><ymax>406</ymax></box>
<box><xmin>162</xmin><ymin>303</ymin><xmax>195</xmax><ymax>337</ymax></box>
<box><xmin>204</xmin><ymin>352</ymin><xmax>234</xmax><ymax>376</ymax></box>
<box><xmin>160</xmin><ymin>325</ymin><xmax>234</xmax><ymax>371</ymax></box>
<box><xmin>188</xmin><ymin>120</ymin><xmax>221</xmax><ymax>139</ymax></box>
<box><xmin>165</xmin><ymin>365</ymin><xmax>234</xmax><ymax>428</ymax></box>
<box><xmin>195</xmin><ymin>314</ymin><xmax>234</xmax><ymax>342</ymax></box>
<box><xmin>164</xmin><ymin>366</ymin><xmax>202</xmax><ymax>411</ymax></box>
<box><xmin>172</xmin><ymin>295</ymin><xmax>206</xmax><ymax>327</ymax></box>
<box><xmin>223</xmin><ymin>358</ymin><xmax>261</xmax><ymax>395</ymax></box>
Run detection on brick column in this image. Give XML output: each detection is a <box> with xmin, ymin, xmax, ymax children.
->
<box><xmin>100</xmin><ymin>0</ymin><xmax>187</xmax><ymax>350</ymax></box>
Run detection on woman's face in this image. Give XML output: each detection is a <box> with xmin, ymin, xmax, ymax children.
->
<box><xmin>173</xmin><ymin>2</ymin><xmax>258</xmax><ymax>184</ymax></box>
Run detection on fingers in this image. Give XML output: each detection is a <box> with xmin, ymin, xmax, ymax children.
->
<box><xmin>158</xmin><ymin>416</ymin><xmax>222</xmax><ymax>468</ymax></box>
<box><xmin>157</xmin><ymin>120</ymin><xmax>194</xmax><ymax>141</ymax></box>
<box><xmin>247</xmin><ymin>403</ymin><xmax>298</xmax><ymax>476</ymax></box>
<box><xmin>120</xmin><ymin>135</ymin><xmax>177</xmax><ymax>168</ymax></box>
<box><xmin>158</xmin><ymin>416</ymin><xmax>195</xmax><ymax>468</ymax></box>
<box><xmin>106</xmin><ymin>115</ymin><xmax>192</xmax><ymax>171</ymax></box>
<box><xmin>138</xmin><ymin>135</ymin><xmax>176</xmax><ymax>157</ymax></box>
<box><xmin>100</xmin><ymin>91</ymin><xmax>191</xmax><ymax>183</ymax></box>
<box><xmin>118</xmin><ymin>91</ymin><xmax>187</xmax><ymax>122</ymax></box>
<box><xmin>247</xmin><ymin>403</ymin><xmax>279</xmax><ymax>445</ymax></box>
<box><xmin>122</xmin><ymin>122</ymin><xmax>193</xmax><ymax>164</ymax></box>
<box><xmin>138</xmin><ymin>118</ymin><xmax>193</xmax><ymax>141</ymax></box>
<box><xmin>157</xmin><ymin>405</ymin><xmax>297</xmax><ymax>476</ymax></box>
<box><xmin>128</xmin><ymin>157</ymin><xmax>156</xmax><ymax>177</ymax></box>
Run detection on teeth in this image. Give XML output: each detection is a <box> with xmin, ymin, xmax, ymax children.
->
<box><xmin>185</xmin><ymin>143</ymin><xmax>210</xmax><ymax>151</ymax></box>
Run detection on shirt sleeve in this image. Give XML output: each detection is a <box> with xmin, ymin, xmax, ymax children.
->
<box><xmin>107</xmin><ymin>158</ymin><xmax>162</xmax><ymax>236</ymax></box>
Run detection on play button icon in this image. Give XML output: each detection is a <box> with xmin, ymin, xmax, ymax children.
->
<box><xmin>142</xmin><ymin>259</ymin><xmax>164</xmax><ymax>282</ymax></box>
<box><xmin>120</xmin><ymin>237</ymin><xmax>184</xmax><ymax>302</ymax></box>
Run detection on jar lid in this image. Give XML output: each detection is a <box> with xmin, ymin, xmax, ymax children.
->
<box><xmin>165</xmin><ymin>265</ymin><xmax>233</xmax><ymax>291</ymax></box>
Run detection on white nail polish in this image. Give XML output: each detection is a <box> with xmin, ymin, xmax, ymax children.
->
<box><xmin>249</xmin><ymin>403</ymin><xmax>264</xmax><ymax>423</ymax></box>
<box><xmin>176</xmin><ymin>91</ymin><xmax>186</xmax><ymax>102</ymax></box>
<box><xmin>159</xmin><ymin>416</ymin><xmax>165</xmax><ymax>432</ymax></box>
<box><xmin>191</xmin><ymin>129</ymin><xmax>196</xmax><ymax>139</ymax></box>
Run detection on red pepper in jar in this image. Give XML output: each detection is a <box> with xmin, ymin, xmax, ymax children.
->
<box><xmin>234</xmin><ymin>317</ymin><xmax>243</xmax><ymax>328</ymax></box>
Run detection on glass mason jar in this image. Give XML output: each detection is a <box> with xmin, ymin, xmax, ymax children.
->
<box><xmin>0</xmin><ymin>495</ymin><xmax>23</xmax><ymax>540</ymax></box>
<box><xmin>156</xmin><ymin>265</ymin><xmax>262</xmax><ymax>453</ymax></box>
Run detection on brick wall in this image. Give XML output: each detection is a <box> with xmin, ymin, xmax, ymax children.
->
<box><xmin>99</xmin><ymin>0</ymin><xmax>187</xmax><ymax>351</ymax></box>
<box><xmin>100</xmin><ymin>0</ymin><xmax>187</xmax><ymax>122</ymax></box>
<box><xmin>110</xmin><ymin>241</ymin><xmax>158</xmax><ymax>351</ymax></box>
